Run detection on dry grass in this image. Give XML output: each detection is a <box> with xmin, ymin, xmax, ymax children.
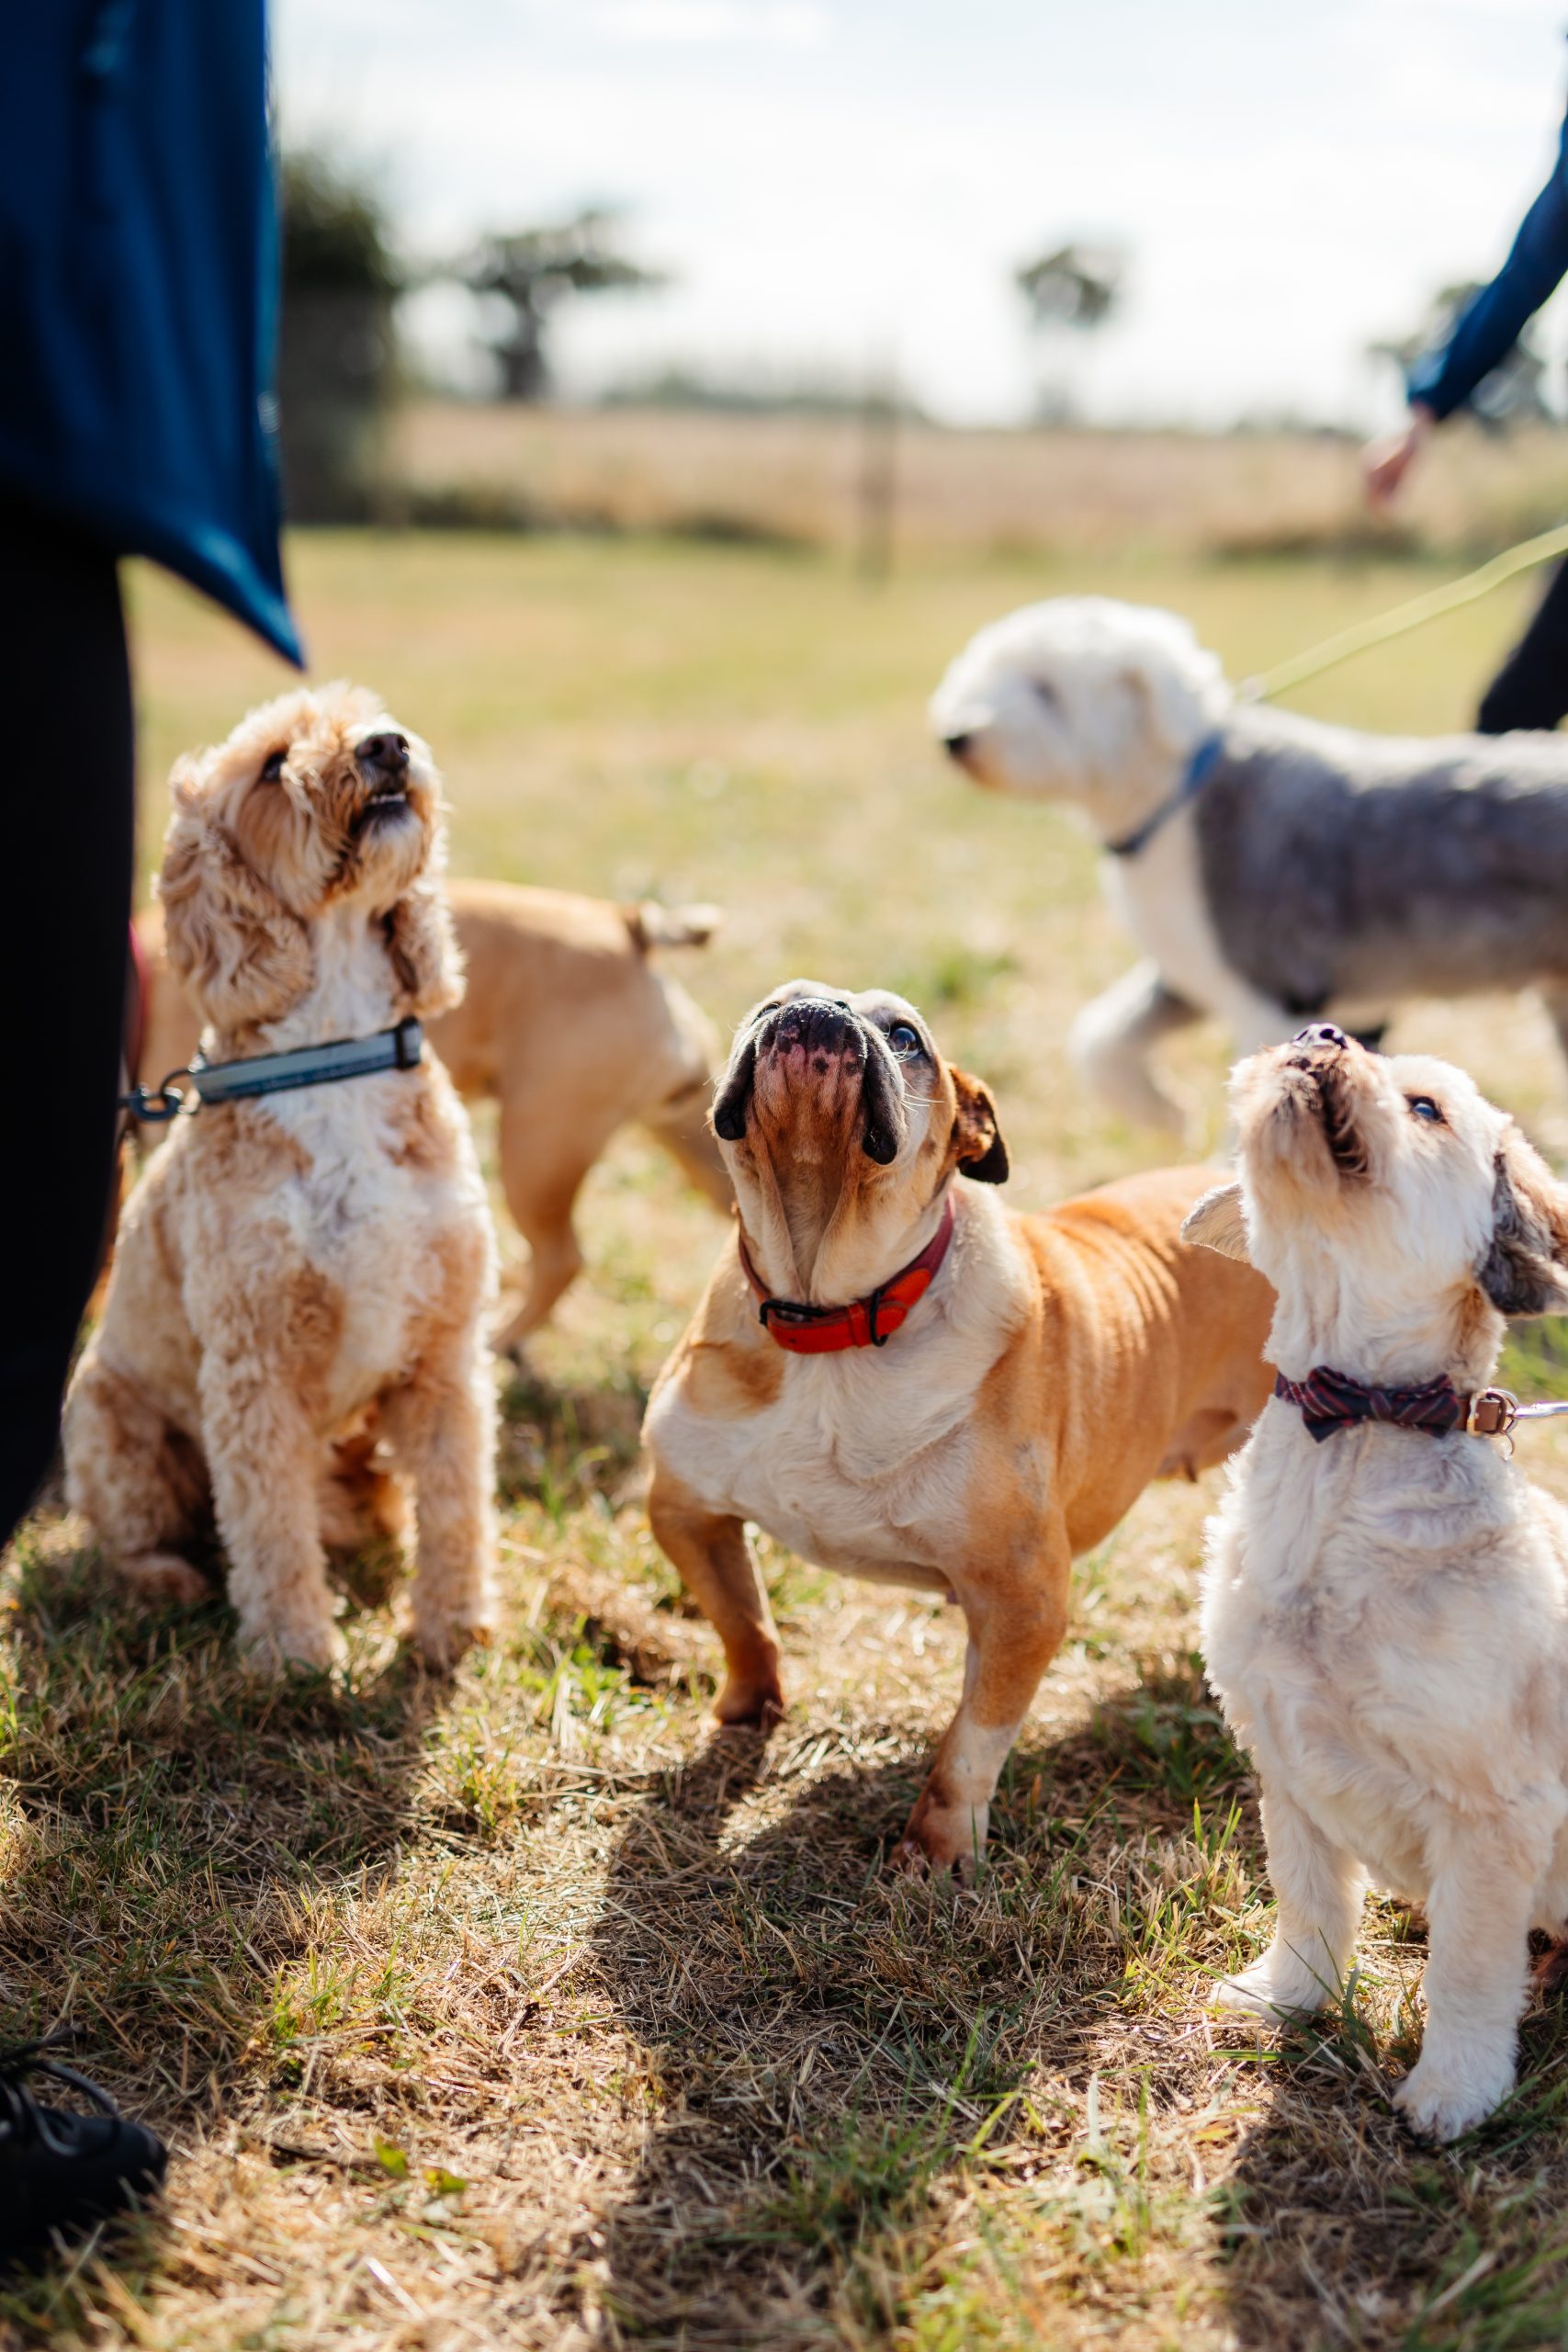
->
<box><xmin>11</xmin><ymin>530</ymin><xmax>1568</xmax><ymax>2347</ymax></box>
<box><xmin>391</xmin><ymin>401</ymin><xmax>1568</xmax><ymax>563</ymax></box>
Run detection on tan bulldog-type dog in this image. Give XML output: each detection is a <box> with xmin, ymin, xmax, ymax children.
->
<box><xmin>642</xmin><ymin>981</ymin><xmax>1277</xmax><ymax>1871</ymax></box>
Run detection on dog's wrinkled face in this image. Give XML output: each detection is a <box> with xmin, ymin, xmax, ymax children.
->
<box><xmin>713</xmin><ymin>980</ymin><xmax>1006</xmax><ymax>1296</ymax></box>
<box><xmin>929</xmin><ymin>594</ymin><xmax>1226</xmax><ymax>806</ymax></box>
<box><xmin>1190</xmin><ymin>1027</ymin><xmax>1568</xmax><ymax>1374</ymax></box>
<box><xmin>159</xmin><ymin>683</ymin><xmax>460</xmax><ymax>1036</ymax></box>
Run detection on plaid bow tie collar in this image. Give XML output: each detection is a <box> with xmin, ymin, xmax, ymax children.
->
<box><xmin>1274</xmin><ymin>1365</ymin><xmax>1523</xmax><ymax>1444</ymax></box>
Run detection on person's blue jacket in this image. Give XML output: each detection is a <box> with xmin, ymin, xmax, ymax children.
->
<box><xmin>0</xmin><ymin>2</ymin><xmax>301</xmax><ymax>664</ymax></box>
<box><xmin>1408</xmin><ymin>90</ymin><xmax>1568</xmax><ymax>424</ymax></box>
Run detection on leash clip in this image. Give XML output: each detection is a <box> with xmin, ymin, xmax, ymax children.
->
<box><xmin>1466</xmin><ymin>1386</ymin><xmax>1519</xmax><ymax>1447</ymax></box>
<box><xmin>119</xmin><ymin>1065</ymin><xmax>201</xmax><ymax>1125</ymax></box>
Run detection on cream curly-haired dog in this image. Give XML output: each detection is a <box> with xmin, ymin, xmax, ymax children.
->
<box><xmin>1188</xmin><ymin>1023</ymin><xmax>1568</xmax><ymax>2140</ymax></box>
<box><xmin>64</xmin><ymin>684</ymin><xmax>497</xmax><ymax>1670</ymax></box>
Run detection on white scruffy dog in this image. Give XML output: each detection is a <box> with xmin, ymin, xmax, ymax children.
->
<box><xmin>1185</xmin><ymin>1021</ymin><xmax>1568</xmax><ymax>2141</ymax></box>
<box><xmin>931</xmin><ymin>597</ymin><xmax>1246</xmax><ymax>1134</ymax></box>
<box><xmin>931</xmin><ymin>594</ymin><xmax>1568</xmax><ymax>1134</ymax></box>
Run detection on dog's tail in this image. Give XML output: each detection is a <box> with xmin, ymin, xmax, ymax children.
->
<box><xmin>624</xmin><ymin>899</ymin><xmax>723</xmax><ymax>954</ymax></box>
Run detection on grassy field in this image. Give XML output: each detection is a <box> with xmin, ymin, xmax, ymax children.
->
<box><xmin>10</xmin><ymin>528</ymin><xmax>1568</xmax><ymax>2348</ymax></box>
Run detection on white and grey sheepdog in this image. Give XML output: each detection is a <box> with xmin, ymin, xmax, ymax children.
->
<box><xmin>931</xmin><ymin>594</ymin><xmax>1568</xmax><ymax>1134</ymax></box>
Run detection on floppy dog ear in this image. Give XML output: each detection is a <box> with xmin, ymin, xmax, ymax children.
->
<box><xmin>1116</xmin><ymin>621</ymin><xmax>1224</xmax><ymax>757</ymax></box>
<box><xmin>1181</xmin><ymin>1180</ymin><xmax>1252</xmax><ymax>1263</ymax></box>
<box><xmin>157</xmin><ymin>760</ymin><xmax>312</xmax><ymax>1030</ymax></box>
<box><xmin>1478</xmin><ymin>1127</ymin><xmax>1568</xmax><ymax>1317</ymax></box>
<box><xmin>952</xmin><ymin>1069</ymin><xmax>1010</xmax><ymax>1184</ymax></box>
<box><xmin>382</xmin><ymin>879</ymin><xmax>465</xmax><ymax>1019</ymax></box>
<box><xmin>712</xmin><ymin>1032</ymin><xmax>758</xmax><ymax>1144</ymax></box>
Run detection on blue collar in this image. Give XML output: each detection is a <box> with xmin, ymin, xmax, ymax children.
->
<box><xmin>123</xmin><ymin>1016</ymin><xmax>423</xmax><ymax>1124</ymax></box>
<box><xmin>1105</xmin><ymin>729</ymin><xmax>1226</xmax><ymax>859</ymax></box>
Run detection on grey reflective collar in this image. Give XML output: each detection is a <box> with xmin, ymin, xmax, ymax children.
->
<box><xmin>123</xmin><ymin>1016</ymin><xmax>423</xmax><ymax>1124</ymax></box>
<box><xmin>1106</xmin><ymin>729</ymin><xmax>1226</xmax><ymax>859</ymax></box>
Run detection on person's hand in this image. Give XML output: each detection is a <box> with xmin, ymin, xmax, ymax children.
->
<box><xmin>1363</xmin><ymin>406</ymin><xmax>1434</xmax><ymax>508</ymax></box>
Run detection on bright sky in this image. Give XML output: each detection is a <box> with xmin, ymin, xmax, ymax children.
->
<box><xmin>275</xmin><ymin>0</ymin><xmax>1568</xmax><ymax>428</ymax></box>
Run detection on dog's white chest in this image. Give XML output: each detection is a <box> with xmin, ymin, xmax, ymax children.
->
<box><xmin>1103</xmin><ymin>813</ymin><xmax>1234</xmax><ymax>1009</ymax></box>
<box><xmin>1203</xmin><ymin>1414</ymin><xmax>1568</xmax><ymax>1899</ymax></box>
<box><xmin>649</xmin><ymin>1350</ymin><xmax>975</xmax><ymax>1589</ymax></box>
<box><xmin>263</xmin><ymin>1073</ymin><xmax>479</xmax><ymax>1418</ymax></box>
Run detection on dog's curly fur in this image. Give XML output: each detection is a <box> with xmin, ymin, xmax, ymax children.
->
<box><xmin>1188</xmin><ymin>1032</ymin><xmax>1568</xmax><ymax>2141</ymax></box>
<box><xmin>64</xmin><ymin>684</ymin><xmax>498</xmax><ymax>1670</ymax></box>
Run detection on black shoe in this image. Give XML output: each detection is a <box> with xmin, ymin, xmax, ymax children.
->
<box><xmin>0</xmin><ymin>2030</ymin><xmax>167</xmax><ymax>2266</ymax></box>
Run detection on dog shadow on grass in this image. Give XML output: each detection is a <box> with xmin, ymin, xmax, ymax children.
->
<box><xmin>0</xmin><ymin>1520</ymin><xmax>457</xmax><ymax>2323</ymax></box>
<box><xmin>581</xmin><ymin>1657</ymin><xmax>1261</xmax><ymax>2347</ymax></box>
<box><xmin>583</xmin><ymin>1653</ymin><xmax>1568</xmax><ymax>2350</ymax></box>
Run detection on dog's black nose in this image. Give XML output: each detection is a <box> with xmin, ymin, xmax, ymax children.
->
<box><xmin>356</xmin><ymin>731</ymin><xmax>409</xmax><ymax>777</ymax></box>
<box><xmin>1293</xmin><ymin>1023</ymin><xmax>1348</xmax><ymax>1050</ymax></box>
<box><xmin>943</xmin><ymin>732</ymin><xmax>975</xmax><ymax>761</ymax></box>
<box><xmin>770</xmin><ymin>998</ymin><xmax>856</xmax><ymax>1055</ymax></box>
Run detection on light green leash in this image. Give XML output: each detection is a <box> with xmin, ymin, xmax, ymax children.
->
<box><xmin>1239</xmin><ymin>518</ymin><xmax>1568</xmax><ymax>704</ymax></box>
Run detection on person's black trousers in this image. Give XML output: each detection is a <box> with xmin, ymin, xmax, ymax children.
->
<box><xmin>0</xmin><ymin>496</ymin><xmax>134</xmax><ymax>1545</ymax></box>
<box><xmin>1476</xmin><ymin>556</ymin><xmax>1568</xmax><ymax>733</ymax></box>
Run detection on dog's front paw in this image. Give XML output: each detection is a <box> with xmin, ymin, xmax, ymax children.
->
<box><xmin>118</xmin><ymin>1550</ymin><xmax>214</xmax><ymax>1609</ymax></box>
<box><xmin>414</xmin><ymin>1606</ymin><xmax>496</xmax><ymax>1674</ymax></box>
<box><xmin>889</xmin><ymin>1836</ymin><xmax>931</xmax><ymax>1879</ymax></box>
<box><xmin>239</xmin><ymin>1616</ymin><xmax>348</xmax><ymax>1675</ymax></box>
<box><xmin>891</xmin><ymin>1794</ymin><xmax>987</xmax><ymax>1880</ymax></box>
<box><xmin>1394</xmin><ymin>2047</ymin><xmax>1515</xmax><ymax>2143</ymax></box>
<box><xmin>1214</xmin><ymin>1958</ymin><xmax>1330</xmax><ymax>2019</ymax></box>
<box><xmin>714</xmin><ymin>1673</ymin><xmax>785</xmax><ymax>1730</ymax></box>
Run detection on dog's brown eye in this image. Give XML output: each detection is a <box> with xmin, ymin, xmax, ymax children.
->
<box><xmin>259</xmin><ymin>748</ymin><xmax>287</xmax><ymax>782</ymax></box>
<box><xmin>1407</xmin><ymin>1095</ymin><xmax>1444</xmax><ymax>1124</ymax></box>
<box><xmin>886</xmin><ymin>1023</ymin><xmax>922</xmax><ymax>1057</ymax></box>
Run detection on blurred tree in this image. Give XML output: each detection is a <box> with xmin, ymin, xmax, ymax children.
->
<box><xmin>1369</xmin><ymin>281</ymin><xmax>1554</xmax><ymax>429</ymax></box>
<box><xmin>278</xmin><ymin>152</ymin><xmax>401</xmax><ymax>520</ymax></box>
<box><xmin>453</xmin><ymin>209</ymin><xmax>666</xmax><ymax>401</ymax></box>
<box><xmin>1014</xmin><ymin>241</ymin><xmax>1127</xmax><ymax>424</ymax></box>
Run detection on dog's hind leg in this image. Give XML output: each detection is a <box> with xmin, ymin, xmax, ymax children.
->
<box><xmin>648</xmin><ymin>1469</ymin><xmax>784</xmax><ymax>1727</ymax></box>
<box><xmin>63</xmin><ymin>1348</ymin><xmax>211</xmax><ymax>1606</ymax></box>
<box><xmin>642</xmin><ymin>1076</ymin><xmax>731</xmax><ymax>1211</ymax></box>
<box><xmin>1070</xmin><ymin>962</ymin><xmax>1201</xmax><ymax>1136</ymax></box>
<box><xmin>381</xmin><ymin>1336</ymin><xmax>497</xmax><ymax>1672</ymax></box>
<box><xmin>491</xmin><ymin>1093</ymin><xmax>623</xmax><ymax>1353</ymax></box>
<box><xmin>1216</xmin><ymin>1787</ymin><xmax>1366</xmax><ymax>2019</ymax></box>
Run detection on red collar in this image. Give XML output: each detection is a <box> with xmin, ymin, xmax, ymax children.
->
<box><xmin>738</xmin><ymin>1198</ymin><xmax>956</xmax><ymax>1354</ymax></box>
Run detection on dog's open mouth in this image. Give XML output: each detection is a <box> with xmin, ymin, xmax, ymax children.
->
<box><xmin>355</xmin><ymin>785</ymin><xmax>412</xmax><ymax>831</ymax></box>
<box><xmin>1287</xmin><ymin>1055</ymin><xmax>1369</xmax><ymax>1180</ymax></box>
